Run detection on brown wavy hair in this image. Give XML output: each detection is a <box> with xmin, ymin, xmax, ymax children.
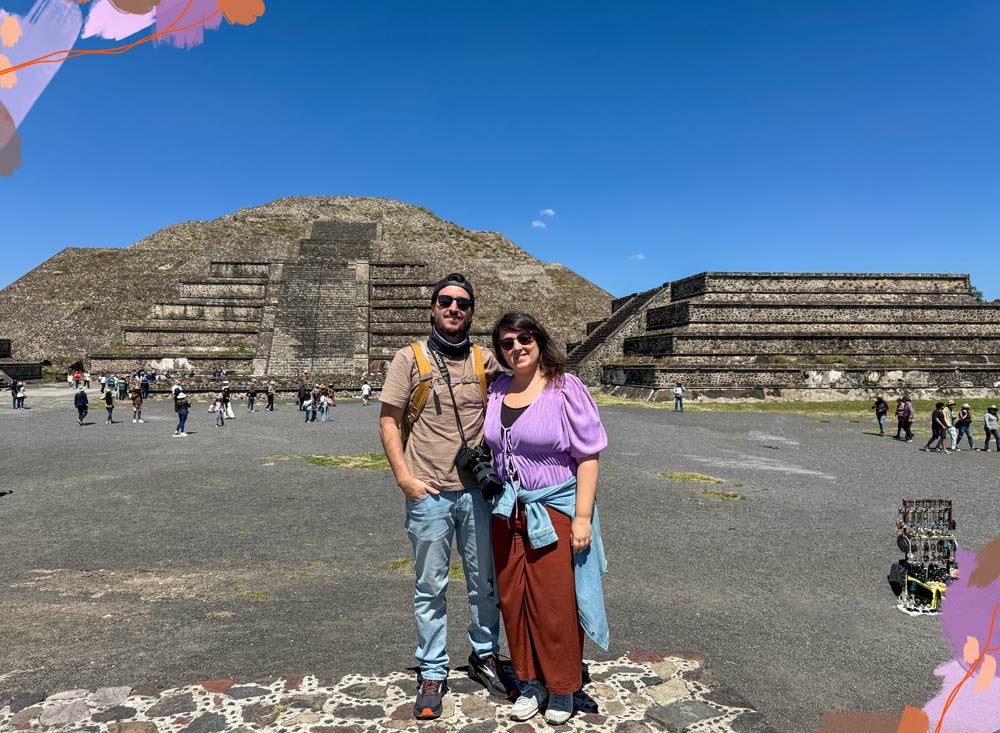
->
<box><xmin>491</xmin><ymin>312</ymin><xmax>567</xmax><ymax>382</ymax></box>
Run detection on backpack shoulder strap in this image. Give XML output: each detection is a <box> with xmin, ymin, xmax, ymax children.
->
<box><xmin>471</xmin><ymin>344</ymin><xmax>487</xmax><ymax>404</ymax></box>
<box><xmin>400</xmin><ymin>342</ymin><xmax>434</xmax><ymax>448</ymax></box>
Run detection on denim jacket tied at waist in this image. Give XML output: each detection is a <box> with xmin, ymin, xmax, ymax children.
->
<box><xmin>492</xmin><ymin>476</ymin><xmax>609</xmax><ymax>650</ymax></box>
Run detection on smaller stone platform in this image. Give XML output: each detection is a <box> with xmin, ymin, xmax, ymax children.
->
<box><xmin>0</xmin><ymin>654</ymin><xmax>773</xmax><ymax>733</ymax></box>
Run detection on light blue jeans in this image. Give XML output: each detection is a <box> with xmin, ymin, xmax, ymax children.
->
<box><xmin>405</xmin><ymin>487</ymin><xmax>499</xmax><ymax>680</ymax></box>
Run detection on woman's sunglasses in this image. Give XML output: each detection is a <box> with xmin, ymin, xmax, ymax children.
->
<box><xmin>498</xmin><ymin>332</ymin><xmax>536</xmax><ymax>351</ymax></box>
<box><xmin>436</xmin><ymin>295</ymin><xmax>473</xmax><ymax>311</ymax></box>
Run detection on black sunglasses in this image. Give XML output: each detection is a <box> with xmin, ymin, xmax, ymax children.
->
<box><xmin>436</xmin><ymin>295</ymin><xmax>473</xmax><ymax>311</ymax></box>
<box><xmin>498</xmin><ymin>332</ymin><xmax>536</xmax><ymax>351</ymax></box>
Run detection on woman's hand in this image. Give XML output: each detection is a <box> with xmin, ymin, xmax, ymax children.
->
<box><xmin>571</xmin><ymin>516</ymin><xmax>592</xmax><ymax>554</ymax></box>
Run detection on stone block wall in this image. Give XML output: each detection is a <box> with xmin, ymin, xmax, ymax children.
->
<box><xmin>152</xmin><ymin>303</ymin><xmax>263</xmax><ymax>322</ymax></box>
<box><xmin>670</xmin><ymin>272</ymin><xmax>972</xmax><ymax>300</ymax></box>
<box><xmin>177</xmin><ymin>281</ymin><xmax>268</xmax><ymax>299</ymax></box>
<box><xmin>121</xmin><ymin>327</ymin><xmax>257</xmax><ymax>350</ymax></box>
<box><xmin>0</xmin><ymin>339</ymin><xmax>10</xmax><ymax>358</ymax></box>
<box><xmin>209</xmin><ymin>262</ymin><xmax>271</xmax><ymax>279</ymax></box>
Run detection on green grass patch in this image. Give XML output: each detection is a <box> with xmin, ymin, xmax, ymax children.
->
<box><xmin>449</xmin><ymin>563</ymin><xmax>465</xmax><ymax>580</ymax></box>
<box><xmin>260</xmin><ymin>453</ymin><xmax>390</xmax><ymax>470</ymax></box>
<box><xmin>658</xmin><ymin>472</ymin><xmax>724</xmax><ymax>483</ymax></box>
<box><xmin>231</xmin><ymin>531</ymin><xmax>252</xmax><ymax>540</ymax></box>
<box><xmin>390</xmin><ymin>558</ymin><xmax>413</xmax><ymax>572</ymax></box>
<box><xmin>592</xmin><ymin>391</ymin><xmax>999</xmax><ymax>419</ymax></box>
<box><xmin>700</xmin><ymin>489</ymin><xmax>745</xmax><ymax>501</ymax></box>
<box><xmin>232</xmin><ymin>586</ymin><xmax>271</xmax><ymax>602</ymax></box>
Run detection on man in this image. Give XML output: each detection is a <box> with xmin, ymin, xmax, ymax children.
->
<box><xmin>945</xmin><ymin>400</ymin><xmax>960</xmax><ymax>451</ymax></box>
<box><xmin>247</xmin><ymin>386</ymin><xmax>257</xmax><ymax>413</ymax></box>
<box><xmin>901</xmin><ymin>396</ymin><xmax>915</xmax><ymax>442</ymax></box>
<box><xmin>923</xmin><ymin>402</ymin><xmax>947</xmax><ymax>452</ymax></box>
<box><xmin>74</xmin><ymin>386</ymin><xmax>88</xmax><ymax>425</ymax></box>
<box><xmin>266</xmin><ymin>382</ymin><xmax>276</xmax><ymax>411</ymax></box>
<box><xmin>673</xmin><ymin>383</ymin><xmax>684</xmax><ymax>412</ymax></box>
<box><xmin>984</xmin><ymin>406</ymin><xmax>1000</xmax><ymax>452</ymax></box>
<box><xmin>379</xmin><ymin>274</ymin><xmax>511</xmax><ymax>719</ymax></box>
<box><xmin>297</xmin><ymin>383</ymin><xmax>308</xmax><ymax>411</ymax></box>
<box><xmin>361</xmin><ymin>379</ymin><xmax>372</xmax><ymax>407</ymax></box>
<box><xmin>131</xmin><ymin>386</ymin><xmax>144</xmax><ymax>424</ymax></box>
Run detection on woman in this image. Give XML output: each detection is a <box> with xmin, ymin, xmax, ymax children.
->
<box><xmin>210</xmin><ymin>394</ymin><xmax>225</xmax><ymax>427</ymax></box>
<box><xmin>15</xmin><ymin>381</ymin><xmax>25</xmax><ymax>411</ymax></box>
<box><xmin>103</xmin><ymin>386</ymin><xmax>115</xmax><ymax>424</ymax></box>
<box><xmin>871</xmin><ymin>395</ymin><xmax>888</xmax><ymax>436</ymax></box>
<box><xmin>955</xmin><ymin>403</ymin><xmax>974</xmax><ymax>450</ymax></box>
<box><xmin>174</xmin><ymin>391</ymin><xmax>191</xmax><ymax>436</ymax></box>
<box><xmin>484</xmin><ymin>312</ymin><xmax>608</xmax><ymax>725</ymax></box>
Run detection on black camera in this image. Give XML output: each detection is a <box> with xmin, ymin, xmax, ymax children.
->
<box><xmin>455</xmin><ymin>443</ymin><xmax>504</xmax><ymax>499</ymax></box>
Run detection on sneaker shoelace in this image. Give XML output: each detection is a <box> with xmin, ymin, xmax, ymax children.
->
<box><xmin>419</xmin><ymin>679</ymin><xmax>442</xmax><ymax>695</ymax></box>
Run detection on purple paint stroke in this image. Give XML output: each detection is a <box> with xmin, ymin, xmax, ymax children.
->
<box><xmin>154</xmin><ymin>0</ymin><xmax>222</xmax><ymax>49</ymax></box>
<box><xmin>921</xmin><ymin>660</ymin><xmax>1000</xmax><ymax>733</ymax></box>
<box><xmin>82</xmin><ymin>0</ymin><xmax>156</xmax><ymax>42</ymax></box>
<box><xmin>939</xmin><ymin>547</ymin><xmax>1000</xmax><ymax>672</ymax></box>
<box><xmin>0</xmin><ymin>0</ymin><xmax>83</xmax><ymax>128</ymax></box>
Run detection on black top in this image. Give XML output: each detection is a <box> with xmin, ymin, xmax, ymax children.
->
<box><xmin>500</xmin><ymin>402</ymin><xmax>530</xmax><ymax>429</ymax></box>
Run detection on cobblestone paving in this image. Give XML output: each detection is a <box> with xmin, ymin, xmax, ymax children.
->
<box><xmin>0</xmin><ymin>655</ymin><xmax>773</xmax><ymax>733</ymax></box>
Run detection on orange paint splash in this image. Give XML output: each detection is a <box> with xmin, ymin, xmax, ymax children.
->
<box><xmin>217</xmin><ymin>0</ymin><xmax>264</xmax><ymax>25</ymax></box>
<box><xmin>897</xmin><ymin>705</ymin><xmax>930</xmax><ymax>733</ymax></box>
<box><xmin>0</xmin><ymin>14</ymin><xmax>22</xmax><ymax>47</ymax></box>
<box><xmin>0</xmin><ymin>53</ymin><xmax>15</xmax><ymax>88</ymax></box>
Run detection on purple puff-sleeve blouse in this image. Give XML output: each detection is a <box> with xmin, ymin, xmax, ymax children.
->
<box><xmin>484</xmin><ymin>373</ymin><xmax>608</xmax><ymax>491</ymax></box>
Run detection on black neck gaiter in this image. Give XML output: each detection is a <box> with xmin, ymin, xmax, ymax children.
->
<box><xmin>429</xmin><ymin>326</ymin><xmax>471</xmax><ymax>360</ymax></box>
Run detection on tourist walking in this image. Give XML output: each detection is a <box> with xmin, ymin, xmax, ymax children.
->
<box><xmin>103</xmin><ymin>388</ymin><xmax>115</xmax><ymax>424</ymax></box>
<box><xmin>901</xmin><ymin>397</ymin><xmax>915</xmax><ymax>442</ymax></box>
<box><xmin>14</xmin><ymin>382</ymin><xmax>25</xmax><ymax>411</ymax></box>
<box><xmin>83</xmin><ymin>371</ymin><xmax>91</xmax><ymax>389</ymax></box>
<box><xmin>923</xmin><ymin>403</ymin><xmax>947</xmax><ymax>452</ymax></box>
<box><xmin>211</xmin><ymin>394</ymin><xmax>226</xmax><ymax>427</ymax></box>
<box><xmin>319</xmin><ymin>388</ymin><xmax>331</xmax><ymax>422</ymax></box>
<box><xmin>9</xmin><ymin>379</ymin><xmax>17</xmax><ymax>409</ymax></box>
<box><xmin>73</xmin><ymin>370</ymin><xmax>82</xmax><ymax>388</ymax></box>
<box><xmin>131</xmin><ymin>387</ymin><xmax>144</xmax><ymax>424</ymax></box>
<box><xmin>117</xmin><ymin>376</ymin><xmax>127</xmax><ymax>400</ymax></box>
<box><xmin>872</xmin><ymin>395</ymin><xmax>888</xmax><ymax>436</ymax></box>
<box><xmin>74</xmin><ymin>386</ymin><xmax>89</xmax><ymax>425</ymax></box>
<box><xmin>361</xmin><ymin>379</ymin><xmax>372</xmax><ymax>406</ymax></box>
<box><xmin>485</xmin><ymin>312</ymin><xmax>609</xmax><ymax>725</ymax></box>
<box><xmin>378</xmin><ymin>273</ymin><xmax>511</xmax><ymax>719</ymax></box>
<box><xmin>956</xmin><ymin>404</ymin><xmax>975</xmax><ymax>450</ymax></box>
<box><xmin>894</xmin><ymin>398</ymin><xmax>905</xmax><ymax>438</ymax></box>
<box><xmin>945</xmin><ymin>401</ymin><xmax>959</xmax><ymax>450</ymax></box>
<box><xmin>139</xmin><ymin>372</ymin><xmax>149</xmax><ymax>400</ymax></box>
<box><xmin>266</xmin><ymin>382</ymin><xmax>275</xmax><ymax>411</ymax></box>
<box><xmin>174</xmin><ymin>392</ymin><xmax>190</xmax><ymax>436</ymax></box>
<box><xmin>983</xmin><ymin>406</ymin><xmax>1000</xmax><ymax>452</ymax></box>
<box><xmin>297</xmin><ymin>383</ymin><xmax>308</xmax><ymax>411</ymax></box>
<box><xmin>673</xmin><ymin>383</ymin><xmax>684</xmax><ymax>412</ymax></box>
<box><xmin>99</xmin><ymin>374</ymin><xmax>107</xmax><ymax>393</ymax></box>
<box><xmin>222</xmin><ymin>383</ymin><xmax>235</xmax><ymax>420</ymax></box>
<box><xmin>309</xmin><ymin>386</ymin><xmax>320</xmax><ymax>422</ymax></box>
<box><xmin>247</xmin><ymin>387</ymin><xmax>257</xmax><ymax>413</ymax></box>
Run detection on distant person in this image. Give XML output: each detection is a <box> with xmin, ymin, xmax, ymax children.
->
<box><xmin>247</xmin><ymin>387</ymin><xmax>257</xmax><ymax>413</ymax></box>
<box><xmin>673</xmin><ymin>383</ymin><xmax>684</xmax><ymax>412</ymax></box>
<box><xmin>221</xmin><ymin>383</ymin><xmax>233</xmax><ymax>420</ymax></box>
<box><xmin>901</xmin><ymin>396</ymin><xmax>915</xmax><ymax>442</ymax></box>
<box><xmin>74</xmin><ymin>386</ymin><xmax>89</xmax><ymax>425</ymax></box>
<box><xmin>98</xmin><ymin>374</ymin><xmax>107</xmax><ymax>393</ymax></box>
<box><xmin>103</xmin><ymin>387</ymin><xmax>115</xmax><ymax>424</ymax></box>
<box><xmin>983</xmin><ymin>406</ymin><xmax>1000</xmax><ymax>452</ymax></box>
<box><xmin>15</xmin><ymin>381</ymin><xmax>25</xmax><ymax>411</ymax></box>
<box><xmin>174</xmin><ymin>392</ymin><xmax>191</xmax><ymax>436</ymax></box>
<box><xmin>83</xmin><ymin>371</ymin><xmax>91</xmax><ymax>389</ymax></box>
<box><xmin>211</xmin><ymin>393</ymin><xmax>226</xmax><ymax>427</ymax></box>
<box><xmin>73</xmin><ymin>370</ymin><xmax>82</xmax><ymax>388</ymax></box>
<box><xmin>266</xmin><ymin>382</ymin><xmax>276</xmax><ymax>411</ymax></box>
<box><xmin>131</xmin><ymin>387</ymin><xmax>144</xmax><ymax>424</ymax></box>
<box><xmin>894</xmin><ymin>398</ymin><xmax>906</xmax><ymax>439</ymax></box>
<box><xmin>171</xmin><ymin>380</ymin><xmax>182</xmax><ymax>398</ymax></box>
<box><xmin>956</xmin><ymin>403</ymin><xmax>974</xmax><ymax>450</ymax></box>
<box><xmin>9</xmin><ymin>379</ymin><xmax>17</xmax><ymax>409</ymax></box>
<box><xmin>117</xmin><ymin>376</ymin><xmax>127</xmax><ymax>400</ymax></box>
<box><xmin>302</xmin><ymin>392</ymin><xmax>313</xmax><ymax>423</ymax></box>
<box><xmin>107</xmin><ymin>375</ymin><xmax>117</xmax><ymax>396</ymax></box>
<box><xmin>319</xmin><ymin>387</ymin><xmax>331</xmax><ymax>422</ymax></box>
<box><xmin>945</xmin><ymin>400</ymin><xmax>958</xmax><ymax>451</ymax></box>
<box><xmin>871</xmin><ymin>395</ymin><xmax>888</xmax><ymax>436</ymax></box>
<box><xmin>361</xmin><ymin>379</ymin><xmax>372</xmax><ymax>407</ymax></box>
<box><xmin>297</xmin><ymin>383</ymin><xmax>308</xmax><ymax>411</ymax></box>
<box><xmin>923</xmin><ymin>402</ymin><xmax>947</xmax><ymax>452</ymax></box>
<box><xmin>67</xmin><ymin>372</ymin><xmax>75</xmax><ymax>390</ymax></box>
<box><xmin>139</xmin><ymin>372</ymin><xmax>149</xmax><ymax>400</ymax></box>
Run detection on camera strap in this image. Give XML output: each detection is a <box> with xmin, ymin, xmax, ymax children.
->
<box><xmin>429</xmin><ymin>347</ymin><xmax>470</xmax><ymax>449</ymax></box>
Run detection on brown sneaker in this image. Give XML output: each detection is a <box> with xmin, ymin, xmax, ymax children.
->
<box><xmin>413</xmin><ymin>676</ymin><xmax>447</xmax><ymax>719</ymax></box>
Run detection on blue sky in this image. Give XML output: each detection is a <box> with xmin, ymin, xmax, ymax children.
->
<box><xmin>3</xmin><ymin>1</ymin><xmax>1000</xmax><ymax>299</ymax></box>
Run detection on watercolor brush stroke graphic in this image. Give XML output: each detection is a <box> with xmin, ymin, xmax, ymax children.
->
<box><xmin>0</xmin><ymin>0</ymin><xmax>264</xmax><ymax>176</ymax></box>
<box><xmin>818</xmin><ymin>538</ymin><xmax>1000</xmax><ymax>732</ymax></box>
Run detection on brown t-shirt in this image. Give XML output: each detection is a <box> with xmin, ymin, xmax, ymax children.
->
<box><xmin>381</xmin><ymin>340</ymin><xmax>502</xmax><ymax>492</ymax></box>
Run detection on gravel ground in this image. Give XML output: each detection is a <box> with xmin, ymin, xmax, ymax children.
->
<box><xmin>1</xmin><ymin>385</ymin><xmax>995</xmax><ymax>732</ymax></box>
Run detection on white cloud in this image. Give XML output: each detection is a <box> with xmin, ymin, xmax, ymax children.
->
<box><xmin>539</xmin><ymin>208</ymin><xmax>555</xmax><ymax>217</ymax></box>
<box><xmin>628</xmin><ymin>254</ymin><xmax>646</xmax><ymax>261</ymax></box>
<box><xmin>531</xmin><ymin>220</ymin><xmax>547</xmax><ymax>229</ymax></box>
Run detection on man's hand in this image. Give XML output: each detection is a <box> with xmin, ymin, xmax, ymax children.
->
<box><xmin>399</xmin><ymin>476</ymin><xmax>440</xmax><ymax>501</ymax></box>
